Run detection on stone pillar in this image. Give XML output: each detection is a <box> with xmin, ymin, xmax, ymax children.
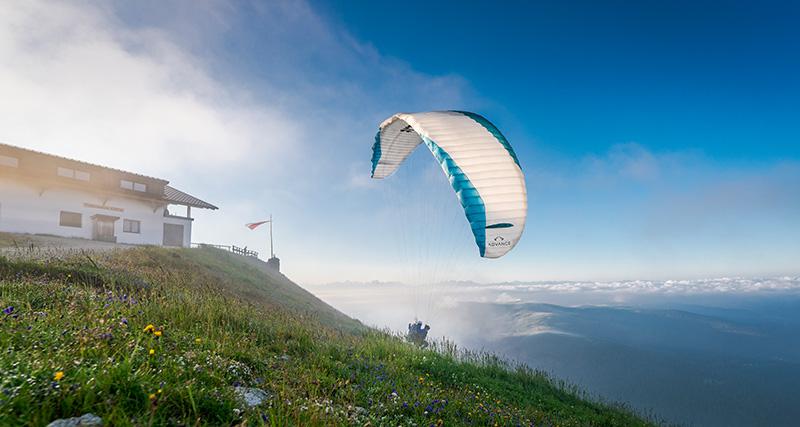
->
<box><xmin>266</xmin><ymin>256</ymin><xmax>280</xmax><ymax>272</ymax></box>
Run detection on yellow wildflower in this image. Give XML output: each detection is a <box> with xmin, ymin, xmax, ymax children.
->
<box><xmin>195</xmin><ymin>338</ymin><xmax>202</xmax><ymax>344</ymax></box>
<box><xmin>54</xmin><ymin>371</ymin><xmax>64</xmax><ymax>381</ymax></box>
<box><xmin>149</xmin><ymin>393</ymin><xmax>156</xmax><ymax>400</ymax></box>
<box><xmin>144</xmin><ymin>324</ymin><xmax>155</xmax><ymax>333</ymax></box>
<box><xmin>154</xmin><ymin>330</ymin><xmax>162</xmax><ymax>337</ymax></box>
<box><xmin>149</xmin><ymin>349</ymin><xmax>155</xmax><ymax>355</ymax></box>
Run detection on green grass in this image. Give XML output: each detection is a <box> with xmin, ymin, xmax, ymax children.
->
<box><xmin>0</xmin><ymin>245</ymin><xmax>653</xmax><ymax>426</ymax></box>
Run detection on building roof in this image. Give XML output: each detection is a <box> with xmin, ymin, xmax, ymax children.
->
<box><xmin>164</xmin><ymin>185</ymin><xmax>218</xmax><ymax>210</ymax></box>
<box><xmin>0</xmin><ymin>142</ymin><xmax>167</xmax><ymax>184</ymax></box>
<box><xmin>1</xmin><ymin>142</ymin><xmax>218</xmax><ymax>210</ymax></box>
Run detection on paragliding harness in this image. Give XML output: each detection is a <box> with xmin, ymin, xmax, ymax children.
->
<box><xmin>407</xmin><ymin>320</ymin><xmax>430</xmax><ymax>347</ymax></box>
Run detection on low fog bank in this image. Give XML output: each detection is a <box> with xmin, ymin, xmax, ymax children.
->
<box><xmin>305</xmin><ymin>277</ymin><xmax>800</xmax><ymax>426</ymax></box>
<box><xmin>306</xmin><ymin>277</ymin><xmax>800</xmax><ymax>336</ymax></box>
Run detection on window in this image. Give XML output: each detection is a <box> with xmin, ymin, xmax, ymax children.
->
<box><xmin>57</xmin><ymin>167</ymin><xmax>90</xmax><ymax>181</ymax></box>
<box><xmin>59</xmin><ymin>211</ymin><xmax>82</xmax><ymax>228</ymax></box>
<box><xmin>121</xmin><ymin>180</ymin><xmax>147</xmax><ymax>192</ymax></box>
<box><xmin>123</xmin><ymin>219</ymin><xmax>140</xmax><ymax>234</ymax></box>
<box><xmin>57</xmin><ymin>167</ymin><xmax>73</xmax><ymax>178</ymax></box>
<box><xmin>0</xmin><ymin>155</ymin><xmax>18</xmax><ymax>168</ymax></box>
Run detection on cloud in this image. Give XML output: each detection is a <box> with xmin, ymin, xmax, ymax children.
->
<box><xmin>585</xmin><ymin>143</ymin><xmax>661</xmax><ymax>180</ymax></box>
<box><xmin>505</xmin><ymin>312</ymin><xmax>570</xmax><ymax>337</ymax></box>
<box><xmin>487</xmin><ymin>276</ymin><xmax>800</xmax><ymax>295</ymax></box>
<box><xmin>575</xmin><ymin>142</ymin><xmax>704</xmax><ymax>188</ymax></box>
<box><xmin>0</xmin><ymin>0</ymin><xmax>300</xmax><ymax>181</ymax></box>
<box><xmin>323</xmin><ymin>276</ymin><xmax>800</xmax><ymax>298</ymax></box>
<box><xmin>647</xmin><ymin>160</ymin><xmax>800</xmax><ymax>227</ymax></box>
<box><xmin>495</xmin><ymin>292</ymin><xmax>521</xmax><ymax>303</ymax></box>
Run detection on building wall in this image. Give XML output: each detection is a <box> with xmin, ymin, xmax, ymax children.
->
<box><xmin>163</xmin><ymin>215</ymin><xmax>193</xmax><ymax>247</ymax></box>
<box><xmin>0</xmin><ymin>178</ymin><xmax>192</xmax><ymax>247</ymax></box>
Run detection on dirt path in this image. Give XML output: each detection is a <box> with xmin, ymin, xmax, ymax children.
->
<box><xmin>0</xmin><ymin>232</ymin><xmax>136</xmax><ymax>258</ymax></box>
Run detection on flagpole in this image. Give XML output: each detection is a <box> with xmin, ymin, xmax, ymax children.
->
<box><xmin>269</xmin><ymin>214</ymin><xmax>274</xmax><ymax>258</ymax></box>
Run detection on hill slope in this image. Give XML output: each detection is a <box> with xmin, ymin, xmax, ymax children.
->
<box><xmin>0</xmin><ymin>244</ymin><xmax>651</xmax><ymax>426</ymax></box>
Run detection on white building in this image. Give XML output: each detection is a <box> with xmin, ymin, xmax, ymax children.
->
<box><xmin>0</xmin><ymin>143</ymin><xmax>217</xmax><ymax>247</ymax></box>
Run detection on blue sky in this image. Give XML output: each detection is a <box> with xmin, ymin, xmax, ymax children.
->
<box><xmin>1</xmin><ymin>1</ymin><xmax>798</xmax><ymax>283</ymax></box>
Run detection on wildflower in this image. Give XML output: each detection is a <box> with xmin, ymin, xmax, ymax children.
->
<box><xmin>157</xmin><ymin>388</ymin><xmax>162</xmax><ymax>394</ymax></box>
<box><xmin>154</xmin><ymin>330</ymin><xmax>162</xmax><ymax>337</ymax></box>
<box><xmin>149</xmin><ymin>349</ymin><xmax>155</xmax><ymax>356</ymax></box>
<box><xmin>120</xmin><ymin>317</ymin><xmax>128</xmax><ymax>326</ymax></box>
<box><xmin>195</xmin><ymin>338</ymin><xmax>201</xmax><ymax>344</ymax></box>
<box><xmin>54</xmin><ymin>371</ymin><xmax>64</xmax><ymax>381</ymax></box>
<box><xmin>144</xmin><ymin>324</ymin><xmax>155</xmax><ymax>333</ymax></box>
<box><xmin>2</xmin><ymin>306</ymin><xmax>13</xmax><ymax>315</ymax></box>
<box><xmin>149</xmin><ymin>393</ymin><xmax>156</xmax><ymax>400</ymax></box>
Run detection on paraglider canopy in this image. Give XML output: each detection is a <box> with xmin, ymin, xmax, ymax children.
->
<box><xmin>371</xmin><ymin>111</ymin><xmax>527</xmax><ymax>258</ymax></box>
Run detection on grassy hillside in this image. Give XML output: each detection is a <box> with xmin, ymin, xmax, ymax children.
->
<box><xmin>0</xmin><ymin>243</ymin><xmax>652</xmax><ymax>426</ymax></box>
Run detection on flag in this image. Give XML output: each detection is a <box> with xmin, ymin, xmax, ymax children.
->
<box><xmin>246</xmin><ymin>220</ymin><xmax>270</xmax><ymax>230</ymax></box>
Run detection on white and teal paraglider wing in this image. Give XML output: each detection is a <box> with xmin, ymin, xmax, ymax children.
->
<box><xmin>370</xmin><ymin>111</ymin><xmax>527</xmax><ymax>258</ymax></box>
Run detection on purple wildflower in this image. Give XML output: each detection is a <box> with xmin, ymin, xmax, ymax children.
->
<box><xmin>2</xmin><ymin>306</ymin><xmax>13</xmax><ymax>315</ymax></box>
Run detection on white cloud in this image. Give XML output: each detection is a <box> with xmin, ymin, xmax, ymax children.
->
<box><xmin>495</xmin><ymin>292</ymin><xmax>521</xmax><ymax>303</ymax></box>
<box><xmin>486</xmin><ymin>276</ymin><xmax>800</xmax><ymax>295</ymax></box>
<box><xmin>579</xmin><ymin>142</ymin><xmax>698</xmax><ymax>185</ymax></box>
<box><xmin>0</xmin><ymin>0</ymin><xmax>299</xmax><ymax>180</ymax></box>
<box><xmin>505</xmin><ymin>312</ymin><xmax>571</xmax><ymax>337</ymax></box>
<box><xmin>321</xmin><ymin>276</ymin><xmax>800</xmax><ymax>299</ymax></box>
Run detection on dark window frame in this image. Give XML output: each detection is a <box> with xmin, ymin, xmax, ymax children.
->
<box><xmin>59</xmin><ymin>211</ymin><xmax>82</xmax><ymax>228</ymax></box>
<box><xmin>123</xmin><ymin>219</ymin><xmax>141</xmax><ymax>234</ymax></box>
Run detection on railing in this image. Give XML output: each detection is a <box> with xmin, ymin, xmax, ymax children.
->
<box><xmin>191</xmin><ymin>243</ymin><xmax>258</xmax><ymax>258</ymax></box>
<box><xmin>231</xmin><ymin>245</ymin><xmax>258</xmax><ymax>258</ymax></box>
